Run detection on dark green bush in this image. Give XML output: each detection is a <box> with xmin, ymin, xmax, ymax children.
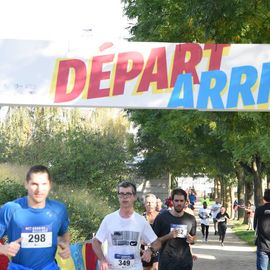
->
<box><xmin>0</xmin><ymin>178</ymin><xmax>27</xmax><ymax>205</ymax></box>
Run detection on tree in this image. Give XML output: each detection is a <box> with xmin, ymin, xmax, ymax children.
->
<box><xmin>0</xmin><ymin>107</ymin><xmax>132</xmax><ymax>201</ymax></box>
<box><xmin>128</xmin><ymin>110</ymin><xmax>235</xmax><ymax>179</ymax></box>
<box><xmin>123</xmin><ymin>0</ymin><xmax>270</xmax><ymax>43</ymax></box>
<box><xmin>124</xmin><ymin>1</ymin><xmax>270</xmax><ymax>206</ymax></box>
<box><xmin>211</xmin><ymin>112</ymin><xmax>270</xmax><ymax>206</ymax></box>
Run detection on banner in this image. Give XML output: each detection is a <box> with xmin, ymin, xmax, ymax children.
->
<box><xmin>0</xmin><ymin>39</ymin><xmax>270</xmax><ymax>110</ymax></box>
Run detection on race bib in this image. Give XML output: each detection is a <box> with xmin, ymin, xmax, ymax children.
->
<box><xmin>21</xmin><ymin>225</ymin><xmax>52</xmax><ymax>248</ymax></box>
<box><xmin>219</xmin><ymin>217</ymin><xmax>226</xmax><ymax>222</ymax></box>
<box><xmin>171</xmin><ymin>224</ymin><xmax>188</xmax><ymax>238</ymax></box>
<box><xmin>113</xmin><ymin>254</ymin><xmax>135</xmax><ymax>269</ymax></box>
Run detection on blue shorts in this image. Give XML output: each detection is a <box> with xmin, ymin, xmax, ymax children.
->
<box><xmin>8</xmin><ymin>261</ymin><xmax>60</xmax><ymax>270</ymax></box>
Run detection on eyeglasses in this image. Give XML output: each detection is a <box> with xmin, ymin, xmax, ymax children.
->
<box><xmin>118</xmin><ymin>192</ymin><xmax>134</xmax><ymax>198</ymax></box>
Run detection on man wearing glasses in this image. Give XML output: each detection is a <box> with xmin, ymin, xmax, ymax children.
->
<box><xmin>92</xmin><ymin>181</ymin><xmax>161</xmax><ymax>270</ymax></box>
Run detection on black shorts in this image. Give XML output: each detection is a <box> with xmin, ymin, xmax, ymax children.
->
<box><xmin>159</xmin><ymin>260</ymin><xmax>192</xmax><ymax>270</ymax></box>
<box><xmin>142</xmin><ymin>254</ymin><xmax>159</xmax><ymax>267</ymax></box>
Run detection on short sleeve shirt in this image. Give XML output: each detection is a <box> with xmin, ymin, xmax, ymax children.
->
<box><xmin>95</xmin><ymin>210</ymin><xmax>157</xmax><ymax>270</ymax></box>
<box><xmin>0</xmin><ymin>197</ymin><xmax>69</xmax><ymax>270</ymax></box>
<box><xmin>153</xmin><ymin>211</ymin><xmax>196</xmax><ymax>269</ymax></box>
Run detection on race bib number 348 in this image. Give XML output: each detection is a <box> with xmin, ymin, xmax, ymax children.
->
<box><xmin>21</xmin><ymin>225</ymin><xmax>52</xmax><ymax>248</ymax></box>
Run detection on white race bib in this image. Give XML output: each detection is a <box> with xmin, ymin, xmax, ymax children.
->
<box><xmin>170</xmin><ymin>224</ymin><xmax>188</xmax><ymax>238</ymax></box>
<box><xmin>21</xmin><ymin>225</ymin><xmax>52</xmax><ymax>248</ymax></box>
<box><xmin>113</xmin><ymin>254</ymin><xmax>135</xmax><ymax>269</ymax></box>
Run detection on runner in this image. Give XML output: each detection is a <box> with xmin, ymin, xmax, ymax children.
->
<box><xmin>153</xmin><ymin>188</ymin><xmax>197</xmax><ymax>270</ymax></box>
<box><xmin>92</xmin><ymin>181</ymin><xmax>161</xmax><ymax>270</ymax></box>
<box><xmin>141</xmin><ymin>194</ymin><xmax>159</xmax><ymax>270</ymax></box>
<box><xmin>216</xmin><ymin>206</ymin><xmax>230</xmax><ymax>246</ymax></box>
<box><xmin>245</xmin><ymin>201</ymin><xmax>255</xmax><ymax>231</ymax></box>
<box><xmin>233</xmin><ymin>199</ymin><xmax>238</xmax><ymax>220</ymax></box>
<box><xmin>184</xmin><ymin>200</ymin><xmax>195</xmax><ymax>216</ymax></box>
<box><xmin>200</xmin><ymin>195</ymin><xmax>210</xmax><ymax>206</ymax></box>
<box><xmin>0</xmin><ymin>165</ymin><xmax>70</xmax><ymax>270</ymax></box>
<box><xmin>211</xmin><ymin>198</ymin><xmax>222</xmax><ymax>235</ymax></box>
<box><xmin>254</xmin><ymin>189</ymin><xmax>270</xmax><ymax>270</ymax></box>
<box><xmin>198</xmin><ymin>202</ymin><xmax>210</xmax><ymax>242</ymax></box>
<box><xmin>156</xmin><ymin>197</ymin><xmax>164</xmax><ymax>213</ymax></box>
<box><xmin>188</xmin><ymin>190</ymin><xmax>196</xmax><ymax>207</ymax></box>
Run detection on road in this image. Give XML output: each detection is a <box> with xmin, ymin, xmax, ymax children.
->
<box><xmin>192</xmin><ymin>202</ymin><xmax>256</xmax><ymax>270</ymax></box>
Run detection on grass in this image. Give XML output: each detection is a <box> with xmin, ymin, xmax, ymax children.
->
<box><xmin>0</xmin><ymin>163</ymin><xmax>28</xmax><ymax>184</ymax></box>
<box><xmin>231</xmin><ymin>221</ymin><xmax>270</xmax><ymax>270</ymax></box>
<box><xmin>231</xmin><ymin>220</ymin><xmax>256</xmax><ymax>246</ymax></box>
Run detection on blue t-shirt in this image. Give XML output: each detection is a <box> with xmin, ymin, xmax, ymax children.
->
<box><xmin>0</xmin><ymin>196</ymin><xmax>69</xmax><ymax>270</ymax></box>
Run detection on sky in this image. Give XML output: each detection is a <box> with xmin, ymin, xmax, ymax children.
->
<box><xmin>0</xmin><ymin>0</ymin><xmax>131</xmax><ymax>118</ymax></box>
<box><xmin>0</xmin><ymin>0</ymin><xmax>130</xmax><ymax>40</ymax></box>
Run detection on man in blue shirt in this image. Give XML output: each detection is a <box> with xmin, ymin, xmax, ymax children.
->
<box><xmin>0</xmin><ymin>165</ymin><xmax>70</xmax><ymax>270</ymax></box>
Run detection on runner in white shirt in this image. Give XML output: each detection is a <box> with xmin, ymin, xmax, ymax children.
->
<box><xmin>211</xmin><ymin>198</ymin><xmax>222</xmax><ymax>235</ymax></box>
<box><xmin>198</xmin><ymin>202</ymin><xmax>210</xmax><ymax>242</ymax></box>
<box><xmin>93</xmin><ymin>181</ymin><xmax>161</xmax><ymax>270</ymax></box>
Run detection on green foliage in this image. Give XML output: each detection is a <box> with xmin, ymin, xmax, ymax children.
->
<box><xmin>127</xmin><ymin>110</ymin><xmax>235</xmax><ymax>179</ymax></box>
<box><xmin>123</xmin><ymin>1</ymin><xmax>270</xmax><ymax>198</ymax></box>
<box><xmin>50</xmin><ymin>185</ymin><xmax>117</xmax><ymax>243</ymax></box>
<box><xmin>0</xmin><ymin>107</ymin><xmax>132</xmax><ymax>202</ymax></box>
<box><xmin>0</xmin><ymin>179</ymin><xmax>27</xmax><ymax>205</ymax></box>
<box><xmin>0</xmin><ymin>163</ymin><xmax>28</xmax><ymax>184</ymax></box>
<box><xmin>123</xmin><ymin>0</ymin><xmax>270</xmax><ymax>43</ymax></box>
<box><xmin>0</xmin><ymin>178</ymin><xmax>118</xmax><ymax>243</ymax></box>
<box><xmin>0</xmin><ymin>107</ymin><xmax>135</xmax><ymax>243</ymax></box>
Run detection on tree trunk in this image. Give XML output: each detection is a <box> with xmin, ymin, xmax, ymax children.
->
<box><xmin>226</xmin><ymin>185</ymin><xmax>232</xmax><ymax>216</ymax></box>
<box><xmin>245</xmin><ymin>177</ymin><xmax>254</xmax><ymax>204</ymax></box>
<box><xmin>217</xmin><ymin>176</ymin><xmax>222</xmax><ymax>201</ymax></box>
<box><xmin>243</xmin><ymin>176</ymin><xmax>253</xmax><ymax>224</ymax></box>
<box><xmin>214</xmin><ymin>177</ymin><xmax>218</xmax><ymax>199</ymax></box>
<box><xmin>235</xmin><ymin>165</ymin><xmax>245</xmax><ymax>220</ymax></box>
<box><xmin>252</xmin><ymin>156</ymin><xmax>263</xmax><ymax>207</ymax></box>
<box><xmin>267</xmin><ymin>174</ymin><xmax>270</xmax><ymax>189</ymax></box>
<box><xmin>253</xmin><ymin>172</ymin><xmax>263</xmax><ymax>206</ymax></box>
<box><xmin>220</xmin><ymin>176</ymin><xmax>225</xmax><ymax>206</ymax></box>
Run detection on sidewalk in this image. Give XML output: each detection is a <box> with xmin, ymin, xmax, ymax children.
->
<box><xmin>192</xmin><ymin>202</ymin><xmax>256</xmax><ymax>270</ymax></box>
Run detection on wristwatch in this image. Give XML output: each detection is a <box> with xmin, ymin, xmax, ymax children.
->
<box><xmin>149</xmin><ymin>247</ymin><xmax>159</xmax><ymax>257</ymax></box>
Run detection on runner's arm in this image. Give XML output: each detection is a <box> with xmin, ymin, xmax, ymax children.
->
<box><xmin>142</xmin><ymin>238</ymin><xmax>161</xmax><ymax>262</ymax></box>
<box><xmin>58</xmin><ymin>232</ymin><xmax>70</xmax><ymax>259</ymax></box>
<box><xmin>92</xmin><ymin>237</ymin><xmax>109</xmax><ymax>270</ymax></box>
<box><xmin>150</xmin><ymin>238</ymin><xmax>161</xmax><ymax>252</ymax></box>
<box><xmin>0</xmin><ymin>237</ymin><xmax>22</xmax><ymax>256</ymax></box>
<box><xmin>157</xmin><ymin>230</ymin><xmax>177</xmax><ymax>244</ymax></box>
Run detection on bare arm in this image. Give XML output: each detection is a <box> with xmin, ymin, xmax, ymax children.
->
<box><xmin>92</xmin><ymin>237</ymin><xmax>109</xmax><ymax>270</ymax></box>
<box><xmin>58</xmin><ymin>232</ymin><xmax>70</xmax><ymax>259</ymax></box>
<box><xmin>141</xmin><ymin>238</ymin><xmax>161</xmax><ymax>263</ymax></box>
<box><xmin>158</xmin><ymin>230</ymin><xmax>177</xmax><ymax>244</ymax></box>
<box><xmin>151</xmin><ymin>238</ymin><xmax>161</xmax><ymax>251</ymax></box>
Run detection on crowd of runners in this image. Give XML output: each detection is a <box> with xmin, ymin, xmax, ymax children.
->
<box><xmin>0</xmin><ymin>165</ymin><xmax>270</xmax><ymax>270</ymax></box>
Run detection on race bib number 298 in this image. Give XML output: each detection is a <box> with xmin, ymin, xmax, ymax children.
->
<box><xmin>21</xmin><ymin>225</ymin><xmax>52</xmax><ymax>248</ymax></box>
